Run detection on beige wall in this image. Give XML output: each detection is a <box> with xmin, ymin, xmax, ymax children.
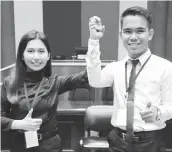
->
<box><xmin>14</xmin><ymin>1</ymin><xmax>43</xmax><ymax>53</ymax></box>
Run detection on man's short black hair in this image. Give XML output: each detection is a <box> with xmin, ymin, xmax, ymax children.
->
<box><xmin>120</xmin><ymin>6</ymin><xmax>152</xmax><ymax>29</ymax></box>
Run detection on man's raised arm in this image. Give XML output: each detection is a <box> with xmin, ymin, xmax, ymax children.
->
<box><xmin>86</xmin><ymin>16</ymin><xmax>113</xmax><ymax>88</ymax></box>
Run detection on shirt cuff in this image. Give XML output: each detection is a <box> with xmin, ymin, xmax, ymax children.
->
<box><xmin>154</xmin><ymin>105</ymin><xmax>164</xmax><ymax>123</ymax></box>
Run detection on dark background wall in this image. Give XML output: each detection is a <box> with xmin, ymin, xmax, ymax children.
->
<box><xmin>43</xmin><ymin>1</ymin><xmax>81</xmax><ymax>59</ymax></box>
<box><xmin>1</xmin><ymin>1</ymin><xmax>16</xmax><ymax>68</ymax></box>
<box><xmin>43</xmin><ymin>1</ymin><xmax>119</xmax><ymax>60</ymax></box>
<box><xmin>81</xmin><ymin>1</ymin><xmax>119</xmax><ymax>61</ymax></box>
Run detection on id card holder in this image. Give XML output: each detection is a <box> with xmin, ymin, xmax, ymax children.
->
<box><xmin>24</xmin><ymin>131</ymin><xmax>39</xmax><ymax>148</ymax></box>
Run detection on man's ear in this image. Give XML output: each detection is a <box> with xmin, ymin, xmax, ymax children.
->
<box><xmin>148</xmin><ymin>29</ymin><xmax>154</xmax><ymax>41</ymax></box>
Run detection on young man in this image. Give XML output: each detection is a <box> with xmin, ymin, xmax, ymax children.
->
<box><xmin>86</xmin><ymin>6</ymin><xmax>172</xmax><ymax>152</ymax></box>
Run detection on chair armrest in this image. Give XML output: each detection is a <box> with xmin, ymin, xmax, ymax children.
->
<box><xmin>84</xmin><ymin>130</ymin><xmax>90</xmax><ymax>137</ymax></box>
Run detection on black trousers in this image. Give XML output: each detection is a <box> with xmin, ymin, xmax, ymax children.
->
<box><xmin>107</xmin><ymin>127</ymin><xmax>165</xmax><ymax>152</ymax></box>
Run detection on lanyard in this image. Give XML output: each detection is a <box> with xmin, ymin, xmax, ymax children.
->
<box><xmin>24</xmin><ymin>77</ymin><xmax>45</xmax><ymax>110</ymax></box>
<box><xmin>125</xmin><ymin>54</ymin><xmax>151</xmax><ymax>93</ymax></box>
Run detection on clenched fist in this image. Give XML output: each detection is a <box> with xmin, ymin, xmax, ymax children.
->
<box><xmin>89</xmin><ymin>16</ymin><xmax>105</xmax><ymax>40</ymax></box>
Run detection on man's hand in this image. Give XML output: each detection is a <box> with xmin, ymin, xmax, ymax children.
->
<box><xmin>11</xmin><ymin>108</ymin><xmax>42</xmax><ymax>131</ymax></box>
<box><xmin>140</xmin><ymin>103</ymin><xmax>158</xmax><ymax>123</ymax></box>
<box><xmin>89</xmin><ymin>16</ymin><xmax>105</xmax><ymax>40</ymax></box>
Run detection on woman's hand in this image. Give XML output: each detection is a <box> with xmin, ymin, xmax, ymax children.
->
<box><xmin>11</xmin><ymin>108</ymin><xmax>42</xmax><ymax>131</ymax></box>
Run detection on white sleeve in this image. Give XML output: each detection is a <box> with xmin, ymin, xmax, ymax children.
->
<box><xmin>85</xmin><ymin>39</ymin><xmax>114</xmax><ymax>88</ymax></box>
<box><xmin>156</xmin><ymin>63</ymin><xmax>172</xmax><ymax>123</ymax></box>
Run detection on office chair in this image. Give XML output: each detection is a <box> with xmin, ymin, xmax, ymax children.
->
<box><xmin>52</xmin><ymin>55</ymin><xmax>66</xmax><ymax>60</ymax></box>
<box><xmin>74</xmin><ymin>46</ymin><xmax>88</xmax><ymax>55</ymax></box>
<box><xmin>102</xmin><ymin>87</ymin><xmax>113</xmax><ymax>105</ymax></box>
<box><xmin>68</xmin><ymin>83</ymin><xmax>95</xmax><ymax>102</ymax></box>
<box><xmin>71</xmin><ymin>46</ymin><xmax>88</xmax><ymax>60</ymax></box>
<box><xmin>80</xmin><ymin>105</ymin><xmax>114</xmax><ymax>151</ymax></box>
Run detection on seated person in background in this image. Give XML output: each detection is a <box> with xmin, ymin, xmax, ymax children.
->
<box><xmin>86</xmin><ymin>6</ymin><xmax>172</xmax><ymax>152</ymax></box>
<box><xmin>1</xmin><ymin>30</ymin><xmax>88</xmax><ymax>152</ymax></box>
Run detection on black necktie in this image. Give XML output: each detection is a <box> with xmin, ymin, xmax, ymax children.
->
<box><xmin>126</xmin><ymin>59</ymin><xmax>139</xmax><ymax>143</ymax></box>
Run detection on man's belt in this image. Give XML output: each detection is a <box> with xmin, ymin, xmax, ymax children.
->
<box><xmin>115</xmin><ymin>127</ymin><xmax>158</xmax><ymax>142</ymax></box>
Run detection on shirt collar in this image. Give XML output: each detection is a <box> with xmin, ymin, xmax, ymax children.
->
<box><xmin>124</xmin><ymin>49</ymin><xmax>151</xmax><ymax>66</ymax></box>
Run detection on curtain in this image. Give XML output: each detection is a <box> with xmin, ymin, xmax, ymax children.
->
<box><xmin>148</xmin><ymin>1</ymin><xmax>172</xmax><ymax>62</ymax></box>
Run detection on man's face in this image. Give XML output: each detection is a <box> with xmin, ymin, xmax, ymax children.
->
<box><xmin>120</xmin><ymin>15</ymin><xmax>154</xmax><ymax>59</ymax></box>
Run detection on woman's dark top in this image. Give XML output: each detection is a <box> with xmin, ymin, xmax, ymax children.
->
<box><xmin>1</xmin><ymin>70</ymin><xmax>88</xmax><ymax>137</ymax></box>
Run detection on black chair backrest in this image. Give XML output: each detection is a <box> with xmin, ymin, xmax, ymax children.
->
<box><xmin>84</xmin><ymin>105</ymin><xmax>114</xmax><ymax>132</ymax></box>
<box><xmin>68</xmin><ymin>83</ymin><xmax>95</xmax><ymax>101</ymax></box>
<box><xmin>52</xmin><ymin>55</ymin><xmax>66</xmax><ymax>60</ymax></box>
<box><xmin>74</xmin><ymin>46</ymin><xmax>88</xmax><ymax>55</ymax></box>
<box><xmin>102</xmin><ymin>87</ymin><xmax>113</xmax><ymax>105</ymax></box>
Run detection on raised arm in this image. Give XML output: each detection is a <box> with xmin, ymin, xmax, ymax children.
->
<box><xmin>86</xmin><ymin>16</ymin><xmax>114</xmax><ymax>88</ymax></box>
<box><xmin>57</xmin><ymin>69</ymin><xmax>88</xmax><ymax>95</ymax></box>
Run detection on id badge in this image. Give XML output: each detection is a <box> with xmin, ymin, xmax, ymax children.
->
<box><xmin>24</xmin><ymin>131</ymin><xmax>39</xmax><ymax>148</ymax></box>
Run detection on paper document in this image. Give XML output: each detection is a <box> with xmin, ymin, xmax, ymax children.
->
<box><xmin>24</xmin><ymin>131</ymin><xmax>39</xmax><ymax>148</ymax></box>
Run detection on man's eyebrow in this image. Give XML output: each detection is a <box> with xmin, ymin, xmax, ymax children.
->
<box><xmin>123</xmin><ymin>27</ymin><xmax>146</xmax><ymax>30</ymax></box>
<box><xmin>123</xmin><ymin>28</ymin><xmax>131</xmax><ymax>31</ymax></box>
<box><xmin>137</xmin><ymin>27</ymin><xmax>146</xmax><ymax>30</ymax></box>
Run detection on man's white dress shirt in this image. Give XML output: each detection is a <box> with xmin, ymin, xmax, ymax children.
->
<box><xmin>86</xmin><ymin>39</ymin><xmax>172</xmax><ymax>132</ymax></box>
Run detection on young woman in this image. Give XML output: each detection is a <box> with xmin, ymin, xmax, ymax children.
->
<box><xmin>1</xmin><ymin>30</ymin><xmax>88</xmax><ymax>152</ymax></box>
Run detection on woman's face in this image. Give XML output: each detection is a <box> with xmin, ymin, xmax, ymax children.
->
<box><xmin>23</xmin><ymin>39</ymin><xmax>50</xmax><ymax>72</ymax></box>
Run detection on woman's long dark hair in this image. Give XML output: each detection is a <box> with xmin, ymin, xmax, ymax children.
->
<box><xmin>8</xmin><ymin>30</ymin><xmax>52</xmax><ymax>103</ymax></box>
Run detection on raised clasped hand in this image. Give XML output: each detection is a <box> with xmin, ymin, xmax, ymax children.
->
<box><xmin>139</xmin><ymin>103</ymin><xmax>158</xmax><ymax>123</ymax></box>
<box><xmin>21</xmin><ymin>108</ymin><xmax>42</xmax><ymax>131</ymax></box>
<box><xmin>89</xmin><ymin>16</ymin><xmax>105</xmax><ymax>40</ymax></box>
